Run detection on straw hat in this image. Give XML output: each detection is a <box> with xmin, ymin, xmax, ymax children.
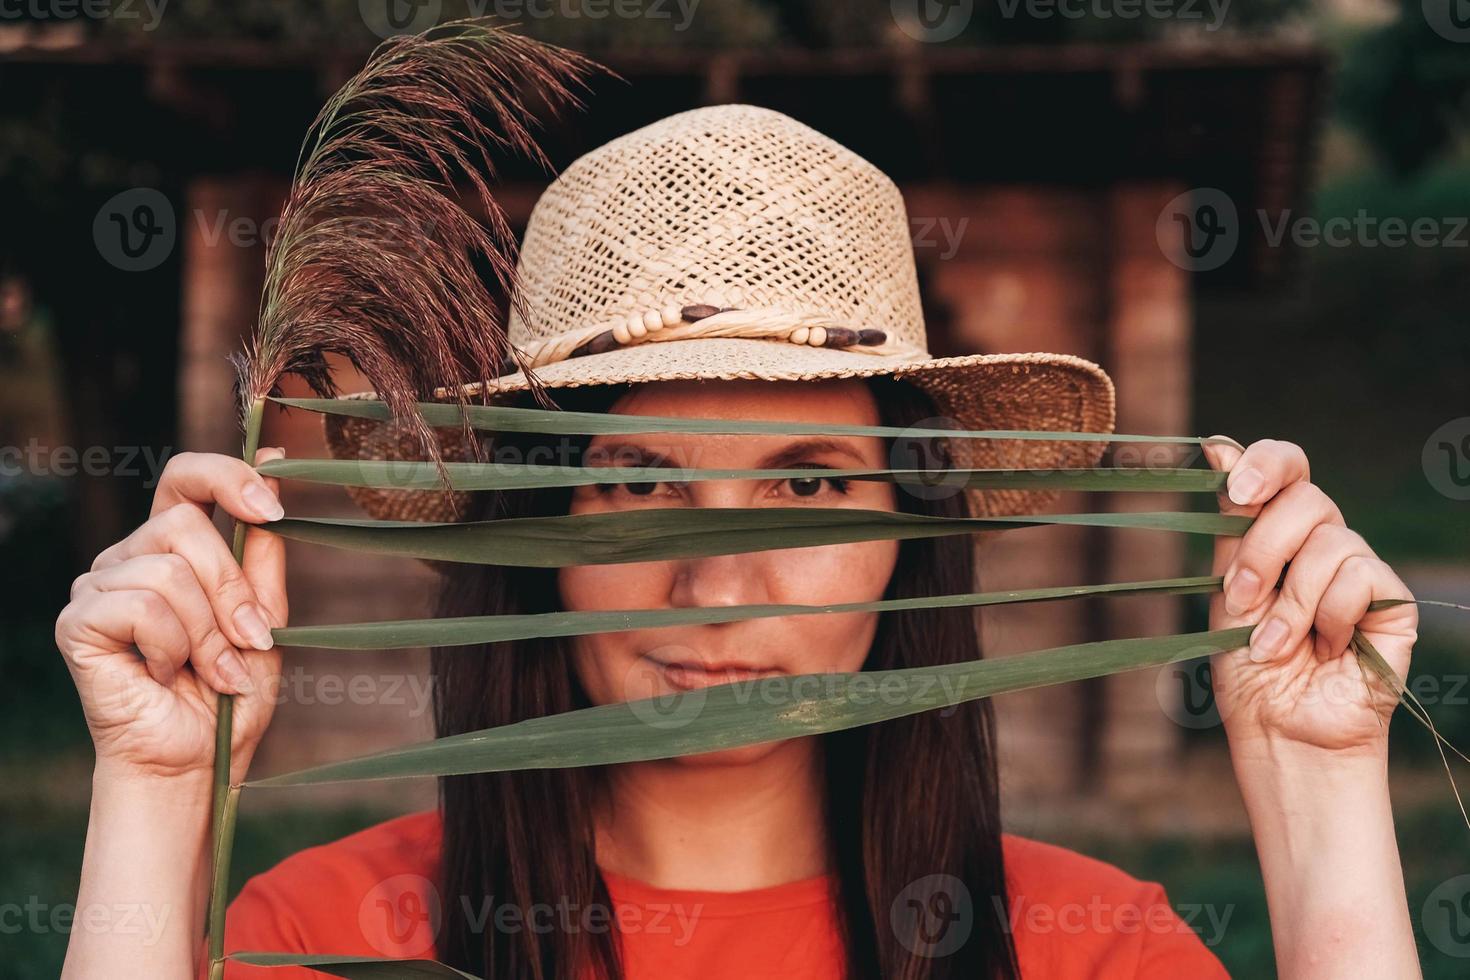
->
<box><xmin>325</xmin><ymin>104</ymin><xmax>1115</xmax><ymax>522</ymax></box>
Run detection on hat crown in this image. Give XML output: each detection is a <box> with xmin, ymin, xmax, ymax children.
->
<box><xmin>511</xmin><ymin>104</ymin><xmax>926</xmax><ymax>350</ymax></box>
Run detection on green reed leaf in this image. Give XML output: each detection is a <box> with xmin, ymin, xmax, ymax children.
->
<box><xmin>271</xmin><ymin>395</ymin><xmax>1234</xmax><ymax>446</ymax></box>
<box><xmin>230</xmin><ymin>953</ymin><xmax>479</xmax><ymax>979</ymax></box>
<box><xmin>255</xmin><ymin>458</ymin><xmax>1226</xmax><ymax>494</ymax></box>
<box><xmin>264</xmin><ymin>508</ymin><xmax>1250</xmax><ymax>567</ymax></box>
<box><xmin>272</xmin><ymin>574</ymin><xmax>1224</xmax><ymax>650</ymax></box>
<box><xmin>247</xmin><ymin>626</ymin><xmax>1253</xmax><ymax>787</ymax></box>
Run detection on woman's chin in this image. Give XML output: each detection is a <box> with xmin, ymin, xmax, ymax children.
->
<box><xmin>670</xmin><ymin>741</ymin><xmax>788</xmax><ymax>768</ymax></box>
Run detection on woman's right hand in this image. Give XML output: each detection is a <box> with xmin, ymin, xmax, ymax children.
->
<box><xmin>55</xmin><ymin>448</ymin><xmax>289</xmax><ymax>785</ymax></box>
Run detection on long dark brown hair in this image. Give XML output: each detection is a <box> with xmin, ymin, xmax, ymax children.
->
<box><xmin>431</xmin><ymin>377</ymin><xmax>1019</xmax><ymax>980</ymax></box>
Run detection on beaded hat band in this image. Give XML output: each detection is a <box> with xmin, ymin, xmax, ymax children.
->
<box><xmin>512</xmin><ymin>304</ymin><xmax>914</xmax><ymax>371</ymax></box>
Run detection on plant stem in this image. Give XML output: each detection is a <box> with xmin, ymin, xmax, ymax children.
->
<box><xmin>205</xmin><ymin>396</ymin><xmax>264</xmax><ymax>977</ymax></box>
<box><xmin>206</xmin><ymin>785</ymin><xmax>242</xmax><ymax>980</ymax></box>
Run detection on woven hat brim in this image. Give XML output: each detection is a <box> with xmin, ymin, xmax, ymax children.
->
<box><xmin>323</xmin><ymin>339</ymin><xmax>1116</xmax><ymax>523</ymax></box>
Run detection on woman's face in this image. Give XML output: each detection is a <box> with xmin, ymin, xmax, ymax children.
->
<box><xmin>557</xmin><ymin>378</ymin><xmax>900</xmax><ymax>764</ymax></box>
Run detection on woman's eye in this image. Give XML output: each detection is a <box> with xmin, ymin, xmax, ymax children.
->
<box><xmin>789</xmin><ymin>476</ymin><xmax>823</xmax><ymax>497</ymax></box>
<box><xmin>785</xmin><ymin>475</ymin><xmax>849</xmax><ymax>497</ymax></box>
<box><xmin>594</xmin><ymin>480</ymin><xmax>674</xmax><ymax>498</ymax></box>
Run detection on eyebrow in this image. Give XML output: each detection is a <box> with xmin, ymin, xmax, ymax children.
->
<box><xmin>585</xmin><ymin>438</ymin><xmax>870</xmax><ymax>471</ymax></box>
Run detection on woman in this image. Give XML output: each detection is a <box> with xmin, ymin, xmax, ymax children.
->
<box><xmin>56</xmin><ymin>105</ymin><xmax>1422</xmax><ymax>980</ymax></box>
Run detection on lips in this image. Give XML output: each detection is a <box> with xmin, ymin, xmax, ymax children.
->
<box><xmin>646</xmin><ymin>656</ymin><xmax>781</xmax><ymax>691</ymax></box>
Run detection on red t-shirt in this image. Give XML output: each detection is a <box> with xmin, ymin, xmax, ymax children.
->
<box><xmin>207</xmin><ymin>810</ymin><xmax>1229</xmax><ymax>978</ymax></box>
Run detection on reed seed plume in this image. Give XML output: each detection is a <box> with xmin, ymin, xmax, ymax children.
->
<box><xmin>232</xmin><ymin>19</ymin><xmax>596</xmax><ymax>487</ymax></box>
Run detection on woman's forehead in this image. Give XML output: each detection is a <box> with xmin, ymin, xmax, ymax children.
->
<box><xmin>606</xmin><ymin>377</ymin><xmax>881</xmax><ymax>423</ymax></box>
<box><xmin>580</xmin><ymin>379</ymin><xmax>887</xmax><ymax>465</ymax></box>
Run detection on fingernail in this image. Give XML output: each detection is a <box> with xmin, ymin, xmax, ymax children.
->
<box><xmin>216</xmin><ymin>650</ymin><xmax>255</xmax><ymax>694</ymax></box>
<box><xmin>242</xmin><ymin>481</ymin><xmax>285</xmax><ymax>522</ymax></box>
<box><xmin>1250</xmin><ymin>617</ymin><xmax>1289</xmax><ymax>662</ymax></box>
<box><xmin>233</xmin><ymin>603</ymin><xmax>275</xmax><ymax>651</ymax></box>
<box><xmin>1227</xmin><ymin>467</ymin><xmax>1264</xmax><ymax>506</ymax></box>
<box><xmin>1224</xmin><ymin>568</ymin><xmax>1260</xmax><ymax>616</ymax></box>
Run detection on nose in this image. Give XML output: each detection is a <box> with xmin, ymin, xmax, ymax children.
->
<box><xmin>666</xmin><ymin>479</ymin><xmax>773</xmax><ymax>609</ymax></box>
<box><xmin>668</xmin><ymin>551</ymin><xmax>770</xmax><ymax>610</ymax></box>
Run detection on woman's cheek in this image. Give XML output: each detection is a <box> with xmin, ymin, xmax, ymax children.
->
<box><xmin>761</xmin><ymin>539</ymin><xmax>898</xmax><ymax>673</ymax></box>
<box><xmin>764</xmin><ymin>538</ymin><xmax>900</xmax><ymax>605</ymax></box>
<box><xmin>559</xmin><ymin>562</ymin><xmax>671</xmax><ymax>708</ymax></box>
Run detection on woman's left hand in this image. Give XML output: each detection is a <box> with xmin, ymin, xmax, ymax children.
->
<box><xmin>1202</xmin><ymin>438</ymin><xmax>1419</xmax><ymax>760</ymax></box>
